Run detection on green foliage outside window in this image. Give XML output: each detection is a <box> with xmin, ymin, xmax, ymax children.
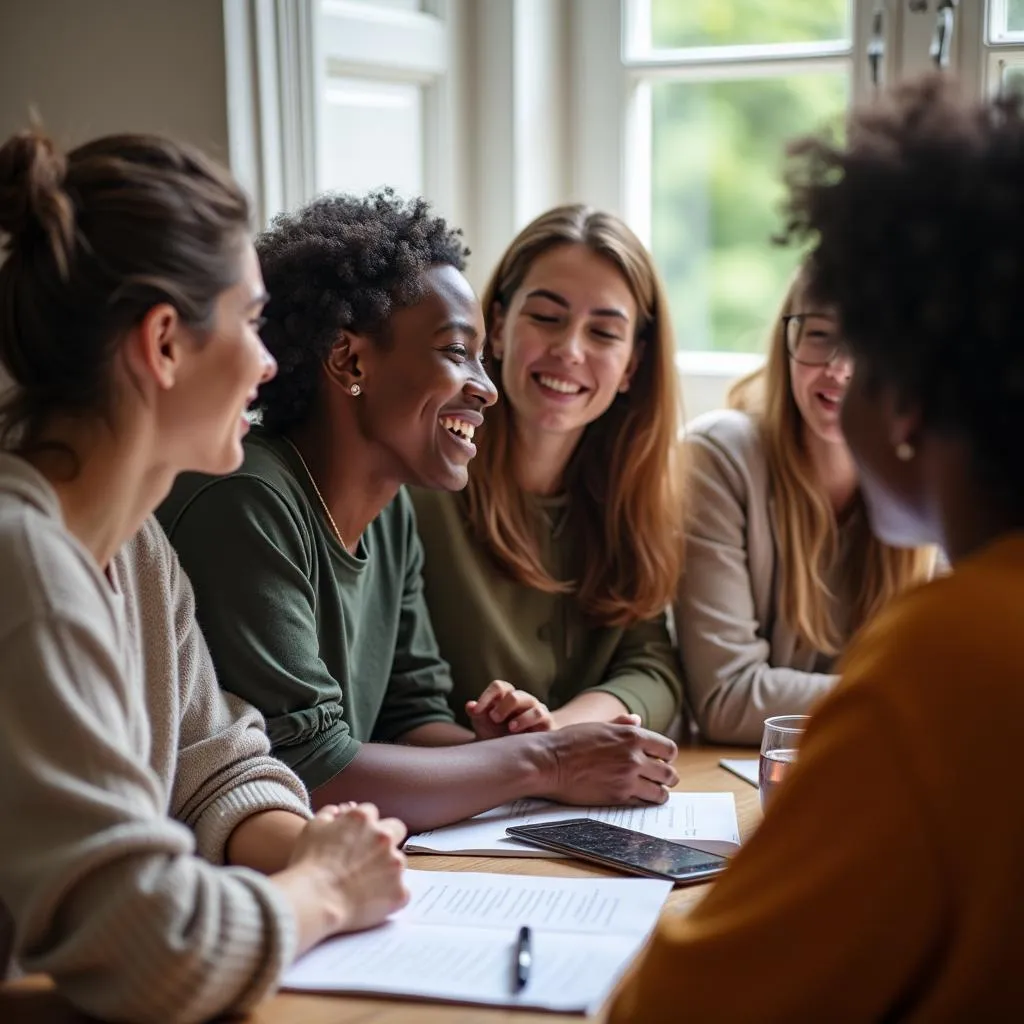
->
<box><xmin>648</xmin><ymin>0</ymin><xmax>849</xmax><ymax>353</ymax></box>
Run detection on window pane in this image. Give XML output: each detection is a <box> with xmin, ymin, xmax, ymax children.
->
<box><xmin>318</xmin><ymin>78</ymin><xmax>423</xmax><ymax>197</ymax></box>
<box><xmin>990</xmin><ymin>0</ymin><xmax>1024</xmax><ymax>40</ymax></box>
<box><xmin>1002</xmin><ymin>62</ymin><xmax>1024</xmax><ymax>95</ymax></box>
<box><xmin>1007</xmin><ymin>0</ymin><xmax>1024</xmax><ymax>32</ymax></box>
<box><xmin>651</xmin><ymin>73</ymin><xmax>848</xmax><ymax>353</ymax></box>
<box><xmin>650</xmin><ymin>0</ymin><xmax>849</xmax><ymax>50</ymax></box>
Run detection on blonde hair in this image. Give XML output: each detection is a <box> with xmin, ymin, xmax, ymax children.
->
<box><xmin>728</xmin><ymin>268</ymin><xmax>933</xmax><ymax>654</ymax></box>
<box><xmin>464</xmin><ymin>204</ymin><xmax>686</xmax><ymax>627</ymax></box>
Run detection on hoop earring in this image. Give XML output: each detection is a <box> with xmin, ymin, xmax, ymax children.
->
<box><xmin>895</xmin><ymin>441</ymin><xmax>915</xmax><ymax>462</ymax></box>
<box><xmin>350</xmin><ymin>383</ymin><xmax>362</xmax><ymax>397</ymax></box>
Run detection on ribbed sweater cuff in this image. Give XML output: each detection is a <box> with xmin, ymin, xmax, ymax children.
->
<box><xmin>230</xmin><ymin>869</ymin><xmax>300</xmax><ymax>1013</ymax></box>
<box><xmin>194</xmin><ymin>781</ymin><xmax>312</xmax><ymax>865</ymax></box>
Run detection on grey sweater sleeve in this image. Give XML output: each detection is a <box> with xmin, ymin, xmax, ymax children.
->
<box><xmin>674</xmin><ymin>433</ymin><xmax>836</xmax><ymax>745</ymax></box>
<box><xmin>151</xmin><ymin>521</ymin><xmax>312</xmax><ymax>861</ymax></box>
<box><xmin>0</xmin><ymin>565</ymin><xmax>299</xmax><ymax>1022</ymax></box>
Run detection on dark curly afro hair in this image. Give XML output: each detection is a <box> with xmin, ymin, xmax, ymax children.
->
<box><xmin>253</xmin><ymin>188</ymin><xmax>470</xmax><ymax>433</ymax></box>
<box><xmin>782</xmin><ymin>73</ymin><xmax>1024</xmax><ymax>503</ymax></box>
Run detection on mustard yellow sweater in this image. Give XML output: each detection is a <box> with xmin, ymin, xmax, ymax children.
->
<box><xmin>609</xmin><ymin>532</ymin><xmax>1024</xmax><ymax>1022</ymax></box>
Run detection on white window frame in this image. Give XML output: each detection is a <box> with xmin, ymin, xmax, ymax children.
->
<box><xmin>970</xmin><ymin>0</ymin><xmax>1024</xmax><ymax>96</ymax></box>
<box><xmin>223</xmin><ymin>0</ymin><xmax>462</xmax><ymax>228</ymax></box>
<box><xmin>573</xmin><ymin>0</ymin><xmax>876</xmax><ymax>374</ymax></box>
<box><xmin>317</xmin><ymin>0</ymin><xmax>458</xmax><ymax>214</ymax></box>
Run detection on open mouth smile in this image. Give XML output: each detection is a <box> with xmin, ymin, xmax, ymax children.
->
<box><xmin>533</xmin><ymin>372</ymin><xmax>587</xmax><ymax>398</ymax></box>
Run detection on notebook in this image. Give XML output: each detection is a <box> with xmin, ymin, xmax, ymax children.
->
<box><xmin>282</xmin><ymin>868</ymin><xmax>672</xmax><ymax>1013</ymax></box>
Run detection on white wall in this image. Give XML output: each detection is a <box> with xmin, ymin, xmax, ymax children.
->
<box><xmin>0</xmin><ymin>0</ymin><xmax>233</xmax><ymax>404</ymax></box>
<box><xmin>0</xmin><ymin>0</ymin><xmax>230</xmax><ymax>157</ymax></box>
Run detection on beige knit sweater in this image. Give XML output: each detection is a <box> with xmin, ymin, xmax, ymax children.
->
<box><xmin>0</xmin><ymin>454</ymin><xmax>312</xmax><ymax>1023</ymax></box>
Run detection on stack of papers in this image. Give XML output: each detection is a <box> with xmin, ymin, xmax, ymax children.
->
<box><xmin>282</xmin><ymin>869</ymin><xmax>672</xmax><ymax>1013</ymax></box>
<box><xmin>406</xmin><ymin>792</ymin><xmax>740</xmax><ymax>858</ymax></box>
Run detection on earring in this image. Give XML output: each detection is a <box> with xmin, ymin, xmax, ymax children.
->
<box><xmin>350</xmin><ymin>383</ymin><xmax>362</xmax><ymax>397</ymax></box>
<box><xmin>618</xmin><ymin>380</ymin><xmax>631</xmax><ymax>394</ymax></box>
<box><xmin>895</xmin><ymin>441</ymin><xmax>915</xmax><ymax>462</ymax></box>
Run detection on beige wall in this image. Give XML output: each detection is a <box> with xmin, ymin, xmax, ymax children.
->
<box><xmin>0</xmin><ymin>0</ymin><xmax>229</xmax><ymax>158</ymax></box>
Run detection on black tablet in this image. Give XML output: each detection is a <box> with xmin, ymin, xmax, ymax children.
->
<box><xmin>505</xmin><ymin>818</ymin><xmax>728</xmax><ymax>884</ymax></box>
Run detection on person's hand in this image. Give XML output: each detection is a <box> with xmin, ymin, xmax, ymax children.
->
<box><xmin>537</xmin><ymin>720</ymin><xmax>678</xmax><ymax>806</ymax></box>
<box><xmin>466</xmin><ymin>679</ymin><xmax>554</xmax><ymax>740</ymax></box>
<box><xmin>284</xmin><ymin>802</ymin><xmax>409</xmax><ymax>937</ymax></box>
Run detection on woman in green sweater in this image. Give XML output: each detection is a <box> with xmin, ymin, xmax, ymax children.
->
<box><xmin>412</xmin><ymin>205</ymin><xmax>686</xmax><ymax>733</ymax></box>
<box><xmin>159</xmin><ymin>191</ymin><xmax>679</xmax><ymax>833</ymax></box>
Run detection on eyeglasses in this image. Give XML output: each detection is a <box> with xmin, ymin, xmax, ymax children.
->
<box><xmin>781</xmin><ymin>314</ymin><xmax>851</xmax><ymax>367</ymax></box>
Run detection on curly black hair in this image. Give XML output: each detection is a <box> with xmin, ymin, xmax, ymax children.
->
<box><xmin>253</xmin><ymin>188</ymin><xmax>470</xmax><ymax>433</ymax></box>
<box><xmin>781</xmin><ymin>73</ymin><xmax>1024</xmax><ymax>505</ymax></box>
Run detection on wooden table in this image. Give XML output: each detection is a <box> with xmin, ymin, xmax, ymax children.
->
<box><xmin>0</xmin><ymin>747</ymin><xmax>759</xmax><ymax>1023</ymax></box>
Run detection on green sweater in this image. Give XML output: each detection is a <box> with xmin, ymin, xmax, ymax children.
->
<box><xmin>158</xmin><ymin>430</ymin><xmax>456</xmax><ymax>791</ymax></box>
<box><xmin>410</xmin><ymin>488</ymin><xmax>683</xmax><ymax>732</ymax></box>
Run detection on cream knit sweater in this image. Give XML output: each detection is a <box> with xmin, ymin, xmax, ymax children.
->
<box><xmin>0</xmin><ymin>454</ymin><xmax>312</xmax><ymax>1023</ymax></box>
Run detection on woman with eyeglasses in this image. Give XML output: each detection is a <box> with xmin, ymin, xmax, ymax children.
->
<box><xmin>674</xmin><ymin>268</ymin><xmax>934</xmax><ymax>744</ymax></box>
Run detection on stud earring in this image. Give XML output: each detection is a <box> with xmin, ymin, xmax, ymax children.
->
<box><xmin>350</xmin><ymin>383</ymin><xmax>362</xmax><ymax>397</ymax></box>
<box><xmin>895</xmin><ymin>441</ymin><xmax>915</xmax><ymax>462</ymax></box>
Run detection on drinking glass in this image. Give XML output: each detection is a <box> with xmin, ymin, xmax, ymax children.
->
<box><xmin>758</xmin><ymin>715</ymin><xmax>809</xmax><ymax>811</ymax></box>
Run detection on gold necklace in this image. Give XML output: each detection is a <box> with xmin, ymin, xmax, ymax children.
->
<box><xmin>281</xmin><ymin>437</ymin><xmax>347</xmax><ymax>549</ymax></box>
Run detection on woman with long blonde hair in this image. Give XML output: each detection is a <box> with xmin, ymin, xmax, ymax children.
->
<box><xmin>411</xmin><ymin>204</ymin><xmax>686</xmax><ymax>732</ymax></box>
<box><xmin>675</xmin><ymin>266</ymin><xmax>934</xmax><ymax>744</ymax></box>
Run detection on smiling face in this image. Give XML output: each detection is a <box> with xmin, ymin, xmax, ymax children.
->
<box><xmin>163</xmin><ymin>239</ymin><xmax>277</xmax><ymax>475</ymax></box>
<box><xmin>351</xmin><ymin>263</ymin><xmax>496</xmax><ymax>490</ymax></box>
<box><xmin>490</xmin><ymin>243</ymin><xmax>639</xmax><ymax>445</ymax></box>
<box><xmin>787</xmin><ymin>309</ymin><xmax>854</xmax><ymax>446</ymax></box>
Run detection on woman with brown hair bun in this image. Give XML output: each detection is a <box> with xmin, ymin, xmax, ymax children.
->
<box><xmin>0</xmin><ymin>129</ymin><xmax>408</xmax><ymax>1023</ymax></box>
<box><xmin>676</xmin><ymin>266</ymin><xmax>935</xmax><ymax>744</ymax></box>
<box><xmin>412</xmin><ymin>204</ymin><xmax>687</xmax><ymax>733</ymax></box>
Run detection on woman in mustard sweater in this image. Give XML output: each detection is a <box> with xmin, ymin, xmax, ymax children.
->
<box><xmin>412</xmin><ymin>205</ymin><xmax>686</xmax><ymax>733</ymax></box>
<box><xmin>609</xmin><ymin>74</ymin><xmax>1024</xmax><ymax>1022</ymax></box>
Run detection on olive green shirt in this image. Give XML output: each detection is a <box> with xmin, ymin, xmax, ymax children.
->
<box><xmin>410</xmin><ymin>488</ymin><xmax>683</xmax><ymax>732</ymax></box>
<box><xmin>158</xmin><ymin>430</ymin><xmax>456</xmax><ymax>791</ymax></box>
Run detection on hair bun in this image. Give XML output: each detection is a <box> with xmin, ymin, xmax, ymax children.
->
<box><xmin>0</xmin><ymin>128</ymin><xmax>75</xmax><ymax>275</ymax></box>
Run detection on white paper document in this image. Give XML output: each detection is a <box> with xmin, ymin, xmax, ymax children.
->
<box><xmin>719</xmin><ymin>758</ymin><xmax>759</xmax><ymax>787</ymax></box>
<box><xmin>282</xmin><ymin>868</ymin><xmax>672</xmax><ymax>1013</ymax></box>
<box><xmin>405</xmin><ymin>791</ymin><xmax>740</xmax><ymax>857</ymax></box>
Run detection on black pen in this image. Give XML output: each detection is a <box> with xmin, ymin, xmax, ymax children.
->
<box><xmin>513</xmin><ymin>925</ymin><xmax>532</xmax><ymax>993</ymax></box>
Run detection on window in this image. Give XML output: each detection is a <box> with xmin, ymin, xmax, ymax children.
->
<box><xmin>317</xmin><ymin>0</ymin><xmax>452</xmax><ymax>205</ymax></box>
<box><xmin>574</xmin><ymin>0</ymin><xmax>1024</xmax><ymax>363</ymax></box>
<box><xmin>223</xmin><ymin>0</ymin><xmax>463</xmax><ymax>229</ymax></box>
<box><xmin>628</xmin><ymin>1</ymin><xmax>852</xmax><ymax>356</ymax></box>
<box><xmin>983</xmin><ymin>0</ymin><xmax>1024</xmax><ymax>95</ymax></box>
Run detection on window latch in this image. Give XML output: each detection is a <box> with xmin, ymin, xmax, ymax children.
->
<box><xmin>868</xmin><ymin>4</ymin><xmax>885</xmax><ymax>87</ymax></box>
<box><xmin>931</xmin><ymin>0</ymin><xmax>959</xmax><ymax>70</ymax></box>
